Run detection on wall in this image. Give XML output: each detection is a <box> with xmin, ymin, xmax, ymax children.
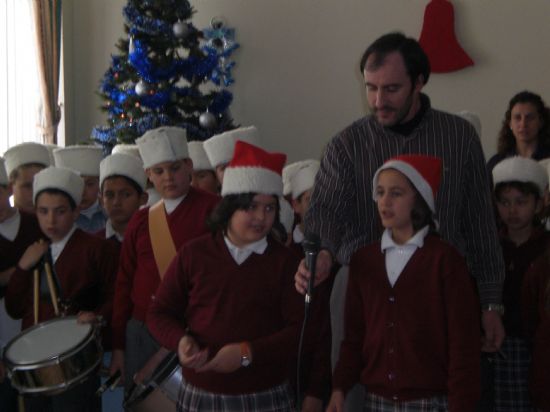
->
<box><xmin>63</xmin><ymin>0</ymin><xmax>550</xmax><ymax>162</ymax></box>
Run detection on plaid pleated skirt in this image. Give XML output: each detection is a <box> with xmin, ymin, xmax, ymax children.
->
<box><xmin>363</xmin><ymin>392</ymin><xmax>449</xmax><ymax>412</ymax></box>
<box><xmin>494</xmin><ymin>336</ymin><xmax>535</xmax><ymax>412</ymax></box>
<box><xmin>177</xmin><ymin>381</ymin><xmax>295</xmax><ymax>412</ymax></box>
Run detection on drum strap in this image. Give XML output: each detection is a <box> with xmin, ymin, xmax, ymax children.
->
<box><xmin>148</xmin><ymin>200</ymin><xmax>177</xmax><ymax>279</ymax></box>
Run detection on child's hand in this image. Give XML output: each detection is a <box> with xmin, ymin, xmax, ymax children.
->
<box><xmin>18</xmin><ymin>240</ymin><xmax>49</xmax><ymax>271</ymax></box>
<box><xmin>196</xmin><ymin>343</ymin><xmax>241</xmax><ymax>374</ymax></box>
<box><xmin>302</xmin><ymin>395</ymin><xmax>323</xmax><ymax>412</ymax></box>
<box><xmin>109</xmin><ymin>349</ymin><xmax>125</xmax><ymax>386</ymax></box>
<box><xmin>325</xmin><ymin>390</ymin><xmax>344</xmax><ymax>412</ymax></box>
<box><xmin>76</xmin><ymin>311</ymin><xmax>97</xmax><ymax>324</ymax></box>
<box><xmin>178</xmin><ymin>334</ymin><xmax>208</xmax><ymax>369</ymax></box>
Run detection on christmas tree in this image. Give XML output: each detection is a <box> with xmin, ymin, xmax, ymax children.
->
<box><xmin>92</xmin><ymin>0</ymin><xmax>239</xmax><ymax>152</ymax></box>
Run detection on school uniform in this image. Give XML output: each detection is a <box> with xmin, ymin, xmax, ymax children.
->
<box><xmin>147</xmin><ymin>233</ymin><xmax>303</xmax><ymax>409</ymax></box>
<box><xmin>77</xmin><ymin>200</ymin><xmax>107</xmax><ymax>233</ymax></box>
<box><xmin>333</xmin><ymin>231</ymin><xmax>481</xmax><ymax>412</ymax></box>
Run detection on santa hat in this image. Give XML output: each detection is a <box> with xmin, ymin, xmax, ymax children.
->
<box><xmin>204</xmin><ymin>126</ymin><xmax>260</xmax><ymax>168</ymax></box>
<box><xmin>188</xmin><ymin>141</ymin><xmax>213</xmax><ymax>171</ymax></box>
<box><xmin>290</xmin><ymin>160</ymin><xmax>320</xmax><ymax>199</ymax></box>
<box><xmin>100</xmin><ymin>153</ymin><xmax>147</xmax><ymax>192</ymax></box>
<box><xmin>0</xmin><ymin>158</ymin><xmax>8</xmax><ymax>185</ymax></box>
<box><xmin>33</xmin><ymin>166</ymin><xmax>84</xmax><ymax>206</ymax></box>
<box><xmin>4</xmin><ymin>142</ymin><xmax>50</xmax><ymax>177</ymax></box>
<box><xmin>279</xmin><ymin>197</ymin><xmax>295</xmax><ymax>234</ymax></box>
<box><xmin>53</xmin><ymin>146</ymin><xmax>103</xmax><ymax>176</ymax></box>
<box><xmin>221</xmin><ymin>141</ymin><xmax>286</xmax><ymax>196</ymax></box>
<box><xmin>112</xmin><ymin>144</ymin><xmax>141</xmax><ymax>159</ymax></box>
<box><xmin>493</xmin><ymin>156</ymin><xmax>548</xmax><ymax>196</ymax></box>
<box><xmin>282</xmin><ymin>159</ymin><xmax>318</xmax><ymax>197</ymax></box>
<box><xmin>136</xmin><ymin>126</ymin><xmax>188</xmax><ymax>169</ymax></box>
<box><xmin>373</xmin><ymin>155</ymin><xmax>442</xmax><ymax>212</ymax></box>
<box><xmin>456</xmin><ymin>110</ymin><xmax>481</xmax><ymax>137</ymax></box>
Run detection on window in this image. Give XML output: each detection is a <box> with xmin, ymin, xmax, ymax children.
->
<box><xmin>0</xmin><ymin>0</ymin><xmax>42</xmax><ymax>154</ymax></box>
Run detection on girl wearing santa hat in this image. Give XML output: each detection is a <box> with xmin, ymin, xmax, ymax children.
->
<box><xmin>147</xmin><ymin>141</ymin><xmax>312</xmax><ymax>411</ymax></box>
<box><xmin>327</xmin><ymin>155</ymin><xmax>481</xmax><ymax>412</ymax></box>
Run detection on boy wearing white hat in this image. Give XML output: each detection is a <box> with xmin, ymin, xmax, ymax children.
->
<box><xmin>53</xmin><ymin>145</ymin><xmax>106</xmax><ymax>233</ymax></box>
<box><xmin>3</xmin><ymin>142</ymin><xmax>51</xmax><ymax>214</ymax></box>
<box><xmin>203</xmin><ymin>126</ymin><xmax>260</xmax><ymax>186</ymax></box>
<box><xmin>97</xmin><ymin>153</ymin><xmax>148</xmax><ymax>243</ymax></box>
<box><xmin>491</xmin><ymin>156</ymin><xmax>550</xmax><ymax>411</ymax></box>
<box><xmin>188</xmin><ymin>141</ymin><xmax>219</xmax><ymax>194</ymax></box>
<box><xmin>109</xmin><ymin>126</ymin><xmax>219</xmax><ymax>393</ymax></box>
<box><xmin>5</xmin><ymin>166</ymin><xmax>118</xmax><ymax>412</ymax></box>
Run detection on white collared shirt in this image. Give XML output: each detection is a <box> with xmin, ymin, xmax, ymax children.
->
<box><xmin>105</xmin><ymin>219</ymin><xmax>124</xmax><ymax>242</ymax></box>
<box><xmin>163</xmin><ymin>194</ymin><xmax>186</xmax><ymax>215</ymax></box>
<box><xmin>224</xmin><ymin>236</ymin><xmax>268</xmax><ymax>265</ymax></box>
<box><xmin>381</xmin><ymin>226</ymin><xmax>429</xmax><ymax>287</ymax></box>
<box><xmin>50</xmin><ymin>225</ymin><xmax>77</xmax><ymax>264</ymax></box>
<box><xmin>80</xmin><ymin>200</ymin><xmax>101</xmax><ymax>219</ymax></box>
<box><xmin>293</xmin><ymin>225</ymin><xmax>304</xmax><ymax>244</ymax></box>
<box><xmin>0</xmin><ymin>209</ymin><xmax>20</xmax><ymax>241</ymax></box>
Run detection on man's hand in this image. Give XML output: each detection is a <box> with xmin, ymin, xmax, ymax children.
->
<box><xmin>295</xmin><ymin>249</ymin><xmax>333</xmax><ymax>295</ymax></box>
<box><xmin>325</xmin><ymin>390</ymin><xmax>345</xmax><ymax>412</ymax></box>
<box><xmin>481</xmin><ymin>310</ymin><xmax>505</xmax><ymax>352</ymax></box>
<box><xmin>196</xmin><ymin>343</ymin><xmax>241</xmax><ymax>374</ymax></box>
<box><xmin>109</xmin><ymin>349</ymin><xmax>125</xmax><ymax>386</ymax></box>
<box><xmin>178</xmin><ymin>334</ymin><xmax>208</xmax><ymax>370</ymax></box>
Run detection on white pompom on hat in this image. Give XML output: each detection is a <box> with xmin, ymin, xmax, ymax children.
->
<box><xmin>203</xmin><ymin>126</ymin><xmax>260</xmax><ymax>168</ymax></box>
<box><xmin>112</xmin><ymin>144</ymin><xmax>141</xmax><ymax>159</ymax></box>
<box><xmin>0</xmin><ymin>158</ymin><xmax>8</xmax><ymax>185</ymax></box>
<box><xmin>53</xmin><ymin>146</ymin><xmax>103</xmax><ymax>177</ymax></box>
<box><xmin>278</xmin><ymin>196</ymin><xmax>295</xmax><ymax>234</ymax></box>
<box><xmin>4</xmin><ymin>142</ymin><xmax>51</xmax><ymax>177</ymax></box>
<box><xmin>136</xmin><ymin>126</ymin><xmax>188</xmax><ymax>169</ymax></box>
<box><xmin>221</xmin><ymin>140</ymin><xmax>287</xmax><ymax>197</ymax></box>
<box><xmin>290</xmin><ymin>160</ymin><xmax>320</xmax><ymax>199</ymax></box>
<box><xmin>188</xmin><ymin>141</ymin><xmax>213</xmax><ymax>171</ymax></box>
<box><xmin>373</xmin><ymin>154</ymin><xmax>442</xmax><ymax>213</ymax></box>
<box><xmin>493</xmin><ymin>156</ymin><xmax>548</xmax><ymax>196</ymax></box>
<box><xmin>100</xmin><ymin>153</ymin><xmax>147</xmax><ymax>192</ymax></box>
<box><xmin>456</xmin><ymin>110</ymin><xmax>482</xmax><ymax>137</ymax></box>
<box><xmin>33</xmin><ymin>166</ymin><xmax>84</xmax><ymax>206</ymax></box>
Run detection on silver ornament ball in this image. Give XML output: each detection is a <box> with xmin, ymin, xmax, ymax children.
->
<box><xmin>135</xmin><ymin>80</ymin><xmax>149</xmax><ymax>96</ymax></box>
<box><xmin>199</xmin><ymin>112</ymin><xmax>217</xmax><ymax>129</ymax></box>
<box><xmin>173</xmin><ymin>20</ymin><xmax>190</xmax><ymax>39</ymax></box>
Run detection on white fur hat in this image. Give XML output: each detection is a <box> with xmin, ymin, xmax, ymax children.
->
<box><xmin>290</xmin><ymin>160</ymin><xmax>320</xmax><ymax>199</ymax></box>
<box><xmin>3</xmin><ymin>142</ymin><xmax>51</xmax><ymax>177</ymax></box>
<box><xmin>278</xmin><ymin>196</ymin><xmax>295</xmax><ymax>234</ymax></box>
<box><xmin>0</xmin><ymin>158</ymin><xmax>8</xmax><ymax>185</ymax></box>
<box><xmin>100</xmin><ymin>153</ymin><xmax>147</xmax><ymax>191</ymax></box>
<box><xmin>457</xmin><ymin>110</ymin><xmax>482</xmax><ymax>137</ymax></box>
<box><xmin>282</xmin><ymin>159</ymin><xmax>317</xmax><ymax>197</ymax></box>
<box><xmin>112</xmin><ymin>144</ymin><xmax>141</xmax><ymax>159</ymax></box>
<box><xmin>33</xmin><ymin>166</ymin><xmax>84</xmax><ymax>206</ymax></box>
<box><xmin>53</xmin><ymin>146</ymin><xmax>103</xmax><ymax>176</ymax></box>
<box><xmin>44</xmin><ymin>144</ymin><xmax>58</xmax><ymax>165</ymax></box>
<box><xmin>493</xmin><ymin>156</ymin><xmax>548</xmax><ymax>196</ymax></box>
<box><xmin>188</xmin><ymin>141</ymin><xmax>213</xmax><ymax>171</ymax></box>
<box><xmin>203</xmin><ymin>126</ymin><xmax>260</xmax><ymax>168</ymax></box>
<box><xmin>221</xmin><ymin>141</ymin><xmax>286</xmax><ymax>196</ymax></box>
<box><xmin>136</xmin><ymin>126</ymin><xmax>188</xmax><ymax>169</ymax></box>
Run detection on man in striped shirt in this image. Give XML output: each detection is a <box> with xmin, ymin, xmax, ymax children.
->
<box><xmin>295</xmin><ymin>32</ymin><xmax>505</xmax><ymax>360</ymax></box>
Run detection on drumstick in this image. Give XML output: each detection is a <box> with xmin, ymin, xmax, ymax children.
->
<box><xmin>33</xmin><ymin>268</ymin><xmax>40</xmax><ymax>325</ymax></box>
<box><xmin>44</xmin><ymin>261</ymin><xmax>60</xmax><ymax>316</ymax></box>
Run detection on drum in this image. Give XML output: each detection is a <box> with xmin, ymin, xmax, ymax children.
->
<box><xmin>3</xmin><ymin>316</ymin><xmax>102</xmax><ymax>395</ymax></box>
<box><xmin>124</xmin><ymin>352</ymin><xmax>181</xmax><ymax>412</ymax></box>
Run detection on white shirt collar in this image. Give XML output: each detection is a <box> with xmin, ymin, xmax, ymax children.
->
<box><xmin>381</xmin><ymin>226</ymin><xmax>429</xmax><ymax>252</ymax></box>
<box><xmin>224</xmin><ymin>235</ymin><xmax>268</xmax><ymax>265</ymax></box>
<box><xmin>292</xmin><ymin>225</ymin><xmax>304</xmax><ymax>244</ymax></box>
<box><xmin>50</xmin><ymin>224</ymin><xmax>77</xmax><ymax>264</ymax></box>
<box><xmin>105</xmin><ymin>219</ymin><xmax>124</xmax><ymax>242</ymax></box>
<box><xmin>0</xmin><ymin>209</ymin><xmax>20</xmax><ymax>241</ymax></box>
<box><xmin>80</xmin><ymin>200</ymin><xmax>101</xmax><ymax>219</ymax></box>
<box><xmin>163</xmin><ymin>194</ymin><xmax>186</xmax><ymax>215</ymax></box>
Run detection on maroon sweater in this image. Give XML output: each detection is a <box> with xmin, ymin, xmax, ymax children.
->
<box><xmin>333</xmin><ymin>235</ymin><xmax>480</xmax><ymax>412</ymax></box>
<box><xmin>522</xmin><ymin>256</ymin><xmax>550</xmax><ymax>410</ymax></box>
<box><xmin>147</xmin><ymin>233</ymin><xmax>303</xmax><ymax>395</ymax></box>
<box><xmin>112</xmin><ymin>187</ymin><xmax>219</xmax><ymax>349</ymax></box>
<box><xmin>6</xmin><ymin>229</ymin><xmax>118</xmax><ymax>331</ymax></box>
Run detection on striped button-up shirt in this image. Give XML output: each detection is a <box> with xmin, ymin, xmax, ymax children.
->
<box><xmin>305</xmin><ymin>95</ymin><xmax>504</xmax><ymax>305</ymax></box>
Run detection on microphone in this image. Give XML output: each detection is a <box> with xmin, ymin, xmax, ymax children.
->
<box><xmin>302</xmin><ymin>232</ymin><xmax>321</xmax><ymax>305</ymax></box>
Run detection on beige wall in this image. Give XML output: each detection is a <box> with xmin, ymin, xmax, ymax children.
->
<box><xmin>63</xmin><ymin>0</ymin><xmax>550</xmax><ymax>162</ymax></box>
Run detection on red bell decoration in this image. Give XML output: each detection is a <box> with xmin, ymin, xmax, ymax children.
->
<box><xmin>419</xmin><ymin>0</ymin><xmax>474</xmax><ymax>73</ymax></box>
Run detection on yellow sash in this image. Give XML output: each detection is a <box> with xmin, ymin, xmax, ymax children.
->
<box><xmin>148</xmin><ymin>200</ymin><xmax>177</xmax><ymax>279</ymax></box>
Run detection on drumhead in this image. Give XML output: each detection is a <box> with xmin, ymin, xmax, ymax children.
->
<box><xmin>5</xmin><ymin>317</ymin><xmax>92</xmax><ymax>364</ymax></box>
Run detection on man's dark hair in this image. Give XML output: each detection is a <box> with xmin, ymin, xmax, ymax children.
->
<box><xmin>359</xmin><ymin>32</ymin><xmax>431</xmax><ymax>86</ymax></box>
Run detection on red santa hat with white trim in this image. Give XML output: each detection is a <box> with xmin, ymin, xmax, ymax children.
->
<box><xmin>372</xmin><ymin>154</ymin><xmax>442</xmax><ymax>213</ymax></box>
<box><xmin>221</xmin><ymin>140</ymin><xmax>287</xmax><ymax>196</ymax></box>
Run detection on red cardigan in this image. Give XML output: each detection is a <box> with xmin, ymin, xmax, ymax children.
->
<box><xmin>147</xmin><ymin>233</ymin><xmax>304</xmax><ymax>395</ymax></box>
<box><xmin>111</xmin><ymin>187</ymin><xmax>219</xmax><ymax>349</ymax></box>
<box><xmin>333</xmin><ymin>234</ymin><xmax>480</xmax><ymax>412</ymax></box>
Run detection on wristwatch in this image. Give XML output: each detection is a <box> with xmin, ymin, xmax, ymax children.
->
<box><xmin>240</xmin><ymin>342</ymin><xmax>252</xmax><ymax>367</ymax></box>
<box><xmin>482</xmin><ymin>304</ymin><xmax>505</xmax><ymax>316</ymax></box>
